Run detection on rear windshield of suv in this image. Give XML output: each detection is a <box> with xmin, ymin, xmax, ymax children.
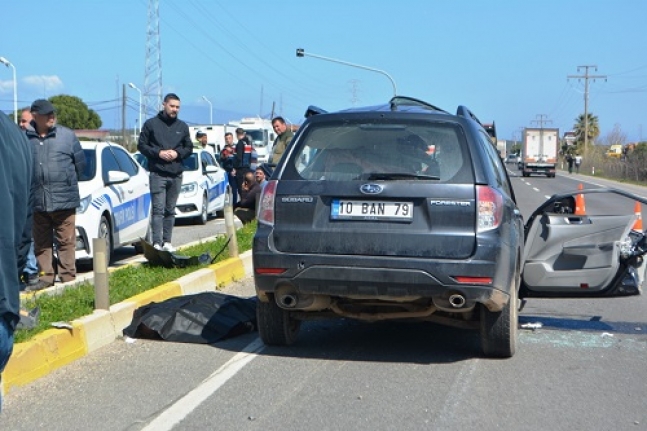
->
<box><xmin>288</xmin><ymin>119</ymin><xmax>473</xmax><ymax>183</ymax></box>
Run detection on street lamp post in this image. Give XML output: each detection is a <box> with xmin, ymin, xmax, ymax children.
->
<box><xmin>296</xmin><ymin>48</ymin><xmax>397</xmax><ymax>97</ymax></box>
<box><xmin>202</xmin><ymin>96</ymin><xmax>213</xmax><ymax>124</ymax></box>
<box><xmin>0</xmin><ymin>56</ymin><xmax>17</xmax><ymax>124</ymax></box>
<box><xmin>128</xmin><ymin>83</ymin><xmax>142</xmax><ymax>138</ymax></box>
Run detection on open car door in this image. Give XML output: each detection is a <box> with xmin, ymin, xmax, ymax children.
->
<box><xmin>520</xmin><ymin>188</ymin><xmax>647</xmax><ymax>299</ymax></box>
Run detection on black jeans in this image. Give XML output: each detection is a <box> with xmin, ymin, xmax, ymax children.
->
<box><xmin>150</xmin><ymin>172</ymin><xmax>182</xmax><ymax>246</ymax></box>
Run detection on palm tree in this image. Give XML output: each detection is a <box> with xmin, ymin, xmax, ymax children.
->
<box><xmin>573</xmin><ymin>113</ymin><xmax>600</xmax><ymax>154</ymax></box>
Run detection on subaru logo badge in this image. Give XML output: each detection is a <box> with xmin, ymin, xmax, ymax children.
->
<box><xmin>360</xmin><ymin>183</ymin><xmax>384</xmax><ymax>195</ymax></box>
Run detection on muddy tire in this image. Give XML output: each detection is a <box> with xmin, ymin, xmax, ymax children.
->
<box><xmin>257</xmin><ymin>298</ymin><xmax>300</xmax><ymax>346</ymax></box>
<box><xmin>480</xmin><ymin>281</ymin><xmax>518</xmax><ymax>358</ymax></box>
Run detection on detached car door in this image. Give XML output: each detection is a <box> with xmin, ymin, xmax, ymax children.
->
<box><xmin>520</xmin><ymin>189</ymin><xmax>647</xmax><ymax>298</ymax></box>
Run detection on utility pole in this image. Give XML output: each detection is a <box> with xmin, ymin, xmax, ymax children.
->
<box><xmin>122</xmin><ymin>84</ymin><xmax>127</xmax><ymax>146</ymax></box>
<box><xmin>568</xmin><ymin>65</ymin><xmax>606</xmax><ymax>157</ymax></box>
<box><xmin>349</xmin><ymin>79</ymin><xmax>360</xmax><ymax>106</ymax></box>
<box><xmin>144</xmin><ymin>0</ymin><xmax>163</xmax><ymax>117</ymax></box>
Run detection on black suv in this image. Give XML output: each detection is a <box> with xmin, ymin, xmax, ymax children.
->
<box><xmin>253</xmin><ymin>96</ymin><xmax>646</xmax><ymax>358</ymax></box>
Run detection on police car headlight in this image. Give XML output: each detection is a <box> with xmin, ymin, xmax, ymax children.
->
<box><xmin>182</xmin><ymin>182</ymin><xmax>198</xmax><ymax>196</ymax></box>
<box><xmin>77</xmin><ymin>195</ymin><xmax>92</xmax><ymax>214</ymax></box>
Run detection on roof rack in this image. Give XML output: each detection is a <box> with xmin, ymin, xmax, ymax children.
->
<box><xmin>389</xmin><ymin>96</ymin><xmax>448</xmax><ymax>113</ymax></box>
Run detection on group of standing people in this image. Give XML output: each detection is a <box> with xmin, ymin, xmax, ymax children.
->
<box><xmin>566</xmin><ymin>153</ymin><xmax>583</xmax><ymax>174</ymax></box>
<box><xmin>218</xmin><ymin>116</ymin><xmax>293</xmax><ymax>224</ymax></box>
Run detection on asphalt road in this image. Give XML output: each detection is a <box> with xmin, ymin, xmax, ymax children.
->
<box><xmin>3</xmin><ymin>171</ymin><xmax>647</xmax><ymax>431</ymax></box>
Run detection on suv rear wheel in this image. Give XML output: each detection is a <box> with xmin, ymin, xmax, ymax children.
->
<box><xmin>480</xmin><ymin>277</ymin><xmax>518</xmax><ymax>358</ymax></box>
<box><xmin>257</xmin><ymin>298</ymin><xmax>301</xmax><ymax>345</ymax></box>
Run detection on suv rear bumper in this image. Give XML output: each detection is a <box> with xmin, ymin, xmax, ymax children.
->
<box><xmin>253</xmin><ymin>233</ymin><xmax>516</xmax><ymax>312</ymax></box>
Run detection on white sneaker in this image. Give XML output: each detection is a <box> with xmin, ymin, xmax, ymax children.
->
<box><xmin>162</xmin><ymin>242</ymin><xmax>175</xmax><ymax>252</ymax></box>
<box><xmin>153</xmin><ymin>243</ymin><xmax>163</xmax><ymax>251</ymax></box>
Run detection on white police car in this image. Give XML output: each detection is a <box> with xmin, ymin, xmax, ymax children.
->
<box><xmin>176</xmin><ymin>149</ymin><xmax>228</xmax><ymax>224</ymax></box>
<box><xmin>76</xmin><ymin>141</ymin><xmax>151</xmax><ymax>264</ymax></box>
<box><xmin>133</xmin><ymin>148</ymin><xmax>228</xmax><ymax>224</ymax></box>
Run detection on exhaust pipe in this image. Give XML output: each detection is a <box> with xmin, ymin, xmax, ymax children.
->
<box><xmin>278</xmin><ymin>293</ymin><xmax>298</xmax><ymax>308</ymax></box>
<box><xmin>448</xmin><ymin>294</ymin><xmax>467</xmax><ymax>309</ymax></box>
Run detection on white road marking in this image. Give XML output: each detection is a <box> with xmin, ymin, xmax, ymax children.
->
<box><xmin>431</xmin><ymin>359</ymin><xmax>479</xmax><ymax>430</ymax></box>
<box><xmin>545</xmin><ymin>195</ymin><xmax>551</xmax><ymax>199</ymax></box>
<box><xmin>533</xmin><ymin>187</ymin><xmax>540</xmax><ymax>192</ymax></box>
<box><xmin>141</xmin><ymin>338</ymin><xmax>265</xmax><ymax>431</ymax></box>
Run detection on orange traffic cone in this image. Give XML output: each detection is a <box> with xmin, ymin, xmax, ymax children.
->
<box><xmin>574</xmin><ymin>184</ymin><xmax>586</xmax><ymax>215</ymax></box>
<box><xmin>632</xmin><ymin>201</ymin><xmax>643</xmax><ymax>232</ymax></box>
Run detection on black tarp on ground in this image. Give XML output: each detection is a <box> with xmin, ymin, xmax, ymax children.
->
<box><xmin>123</xmin><ymin>292</ymin><xmax>257</xmax><ymax>344</ymax></box>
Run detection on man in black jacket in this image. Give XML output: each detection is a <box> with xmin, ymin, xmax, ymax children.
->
<box><xmin>234</xmin><ymin>128</ymin><xmax>252</xmax><ymax>199</ymax></box>
<box><xmin>26</xmin><ymin>99</ymin><xmax>86</xmax><ymax>291</ymax></box>
<box><xmin>0</xmin><ymin>111</ymin><xmax>33</xmax><ymax>410</ymax></box>
<box><xmin>233</xmin><ymin>171</ymin><xmax>261</xmax><ymax>224</ymax></box>
<box><xmin>137</xmin><ymin>93</ymin><xmax>193</xmax><ymax>252</ymax></box>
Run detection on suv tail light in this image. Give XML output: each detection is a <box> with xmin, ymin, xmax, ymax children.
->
<box><xmin>476</xmin><ymin>185</ymin><xmax>503</xmax><ymax>232</ymax></box>
<box><xmin>258</xmin><ymin>180</ymin><xmax>277</xmax><ymax>226</ymax></box>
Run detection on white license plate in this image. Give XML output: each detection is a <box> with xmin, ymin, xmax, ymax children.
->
<box><xmin>331</xmin><ymin>200</ymin><xmax>413</xmax><ymax>221</ymax></box>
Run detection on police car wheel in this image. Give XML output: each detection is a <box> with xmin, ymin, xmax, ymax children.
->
<box><xmin>196</xmin><ymin>194</ymin><xmax>208</xmax><ymax>225</ymax></box>
<box><xmin>98</xmin><ymin>215</ymin><xmax>113</xmax><ymax>266</ymax></box>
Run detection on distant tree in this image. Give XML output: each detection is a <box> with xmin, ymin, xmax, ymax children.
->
<box><xmin>601</xmin><ymin>123</ymin><xmax>626</xmax><ymax>147</ymax></box>
<box><xmin>573</xmin><ymin>113</ymin><xmax>599</xmax><ymax>149</ymax></box>
<box><xmin>49</xmin><ymin>94</ymin><xmax>102</xmax><ymax>129</ymax></box>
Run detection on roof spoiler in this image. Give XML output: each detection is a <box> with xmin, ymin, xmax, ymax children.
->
<box><xmin>389</xmin><ymin>96</ymin><xmax>447</xmax><ymax>113</ymax></box>
<box><xmin>304</xmin><ymin>105</ymin><xmax>327</xmax><ymax>118</ymax></box>
<box><xmin>456</xmin><ymin>105</ymin><xmax>484</xmax><ymax>127</ymax></box>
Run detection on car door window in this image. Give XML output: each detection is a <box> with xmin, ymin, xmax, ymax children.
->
<box><xmin>101</xmin><ymin>148</ymin><xmax>120</xmax><ymax>183</ymax></box>
<box><xmin>200</xmin><ymin>151</ymin><xmax>216</xmax><ymax>172</ymax></box>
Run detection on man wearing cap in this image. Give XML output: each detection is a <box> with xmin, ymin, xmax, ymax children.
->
<box><xmin>138</xmin><ymin>93</ymin><xmax>193</xmax><ymax>252</ymax></box>
<box><xmin>195</xmin><ymin>130</ymin><xmax>213</xmax><ymax>154</ymax></box>
<box><xmin>25</xmin><ymin>99</ymin><xmax>86</xmax><ymax>291</ymax></box>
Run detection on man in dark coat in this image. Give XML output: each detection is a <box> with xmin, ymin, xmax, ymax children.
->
<box><xmin>25</xmin><ymin>99</ymin><xmax>86</xmax><ymax>291</ymax></box>
<box><xmin>0</xmin><ymin>111</ymin><xmax>33</xmax><ymax>410</ymax></box>
<box><xmin>137</xmin><ymin>93</ymin><xmax>193</xmax><ymax>252</ymax></box>
<box><xmin>234</xmin><ymin>171</ymin><xmax>261</xmax><ymax>224</ymax></box>
<box><xmin>233</xmin><ymin>128</ymin><xmax>252</xmax><ymax>198</ymax></box>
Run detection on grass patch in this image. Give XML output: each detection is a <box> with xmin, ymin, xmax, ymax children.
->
<box><xmin>16</xmin><ymin>221</ymin><xmax>257</xmax><ymax>343</ymax></box>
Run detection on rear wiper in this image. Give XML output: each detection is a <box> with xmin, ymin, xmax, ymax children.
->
<box><xmin>365</xmin><ymin>172</ymin><xmax>440</xmax><ymax>181</ymax></box>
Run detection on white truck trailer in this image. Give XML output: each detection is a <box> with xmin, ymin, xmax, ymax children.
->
<box><xmin>520</xmin><ymin>127</ymin><xmax>559</xmax><ymax>178</ymax></box>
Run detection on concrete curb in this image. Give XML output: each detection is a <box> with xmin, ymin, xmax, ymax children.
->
<box><xmin>1</xmin><ymin>250</ymin><xmax>254</xmax><ymax>395</ymax></box>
